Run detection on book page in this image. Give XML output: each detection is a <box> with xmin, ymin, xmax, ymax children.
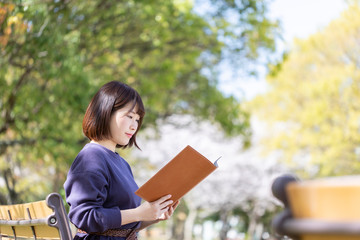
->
<box><xmin>214</xmin><ymin>156</ymin><xmax>221</xmax><ymax>167</ymax></box>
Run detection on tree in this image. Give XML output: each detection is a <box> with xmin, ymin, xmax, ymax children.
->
<box><xmin>0</xmin><ymin>0</ymin><xmax>277</xmax><ymax>202</ymax></box>
<box><xmin>251</xmin><ymin>3</ymin><xmax>360</xmax><ymax>177</ymax></box>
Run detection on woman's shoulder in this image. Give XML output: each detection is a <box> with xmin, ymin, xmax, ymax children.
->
<box><xmin>70</xmin><ymin>143</ymin><xmax>112</xmax><ymax>175</ymax></box>
<box><xmin>79</xmin><ymin>143</ymin><xmax>109</xmax><ymax>156</ymax></box>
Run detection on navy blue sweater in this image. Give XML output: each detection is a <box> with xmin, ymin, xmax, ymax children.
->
<box><xmin>64</xmin><ymin>143</ymin><xmax>141</xmax><ymax>236</ymax></box>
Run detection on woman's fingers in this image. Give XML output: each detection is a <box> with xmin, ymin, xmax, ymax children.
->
<box><xmin>145</xmin><ymin>195</ymin><xmax>180</xmax><ymax>221</ymax></box>
<box><xmin>160</xmin><ymin>204</ymin><xmax>176</xmax><ymax>220</ymax></box>
<box><xmin>160</xmin><ymin>200</ymin><xmax>173</xmax><ymax>209</ymax></box>
<box><xmin>159</xmin><ymin>210</ymin><xmax>170</xmax><ymax>220</ymax></box>
<box><xmin>172</xmin><ymin>200</ymin><xmax>180</xmax><ymax>209</ymax></box>
<box><xmin>156</xmin><ymin>194</ymin><xmax>172</xmax><ymax>203</ymax></box>
<box><xmin>167</xmin><ymin>207</ymin><xmax>174</xmax><ymax>216</ymax></box>
<box><xmin>155</xmin><ymin>194</ymin><xmax>173</xmax><ymax>209</ymax></box>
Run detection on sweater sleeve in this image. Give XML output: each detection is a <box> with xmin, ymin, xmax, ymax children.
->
<box><xmin>64</xmin><ymin>171</ymin><xmax>122</xmax><ymax>233</ymax></box>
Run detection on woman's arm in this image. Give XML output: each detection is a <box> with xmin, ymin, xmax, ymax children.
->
<box><xmin>65</xmin><ymin>171</ymin><xmax>124</xmax><ymax>233</ymax></box>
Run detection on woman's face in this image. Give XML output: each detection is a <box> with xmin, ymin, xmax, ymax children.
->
<box><xmin>109</xmin><ymin>103</ymin><xmax>140</xmax><ymax>146</ymax></box>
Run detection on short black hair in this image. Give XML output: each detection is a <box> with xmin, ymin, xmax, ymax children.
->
<box><xmin>82</xmin><ymin>81</ymin><xmax>145</xmax><ymax>149</ymax></box>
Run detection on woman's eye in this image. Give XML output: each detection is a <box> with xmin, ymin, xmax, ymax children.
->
<box><xmin>127</xmin><ymin>113</ymin><xmax>140</xmax><ymax>122</ymax></box>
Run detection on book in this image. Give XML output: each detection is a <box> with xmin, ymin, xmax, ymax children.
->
<box><xmin>135</xmin><ymin>145</ymin><xmax>220</xmax><ymax>203</ymax></box>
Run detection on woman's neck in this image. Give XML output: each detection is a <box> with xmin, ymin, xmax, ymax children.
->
<box><xmin>91</xmin><ymin>140</ymin><xmax>116</xmax><ymax>152</ymax></box>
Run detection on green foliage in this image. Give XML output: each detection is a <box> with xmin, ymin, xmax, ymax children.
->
<box><xmin>0</xmin><ymin>0</ymin><xmax>277</xmax><ymax>202</ymax></box>
<box><xmin>252</xmin><ymin>3</ymin><xmax>360</xmax><ymax>178</ymax></box>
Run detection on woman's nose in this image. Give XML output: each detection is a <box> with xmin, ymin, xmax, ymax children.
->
<box><xmin>130</xmin><ymin>121</ymin><xmax>137</xmax><ymax>130</ymax></box>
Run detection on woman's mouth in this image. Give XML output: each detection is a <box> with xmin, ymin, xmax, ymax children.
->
<box><xmin>125</xmin><ymin>133</ymin><xmax>133</xmax><ymax>138</ymax></box>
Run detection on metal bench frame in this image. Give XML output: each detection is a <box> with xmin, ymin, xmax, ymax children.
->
<box><xmin>0</xmin><ymin>193</ymin><xmax>72</xmax><ymax>240</ymax></box>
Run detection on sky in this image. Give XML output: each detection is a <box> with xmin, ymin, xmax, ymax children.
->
<box><xmin>219</xmin><ymin>0</ymin><xmax>349</xmax><ymax>100</ymax></box>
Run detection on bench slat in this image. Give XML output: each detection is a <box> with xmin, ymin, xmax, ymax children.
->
<box><xmin>0</xmin><ymin>218</ymin><xmax>48</xmax><ymax>226</ymax></box>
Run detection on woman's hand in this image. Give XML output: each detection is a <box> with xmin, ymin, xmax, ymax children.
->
<box><xmin>135</xmin><ymin>199</ymin><xmax>181</xmax><ymax>231</ymax></box>
<box><xmin>136</xmin><ymin>195</ymin><xmax>174</xmax><ymax>221</ymax></box>
<box><xmin>158</xmin><ymin>200</ymin><xmax>180</xmax><ymax>221</ymax></box>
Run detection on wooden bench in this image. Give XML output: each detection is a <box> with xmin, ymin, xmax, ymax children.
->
<box><xmin>0</xmin><ymin>193</ymin><xmax>72</xmax><ymax>240</ymax></box>
<box><xmin>272</xmin><ymin>175</ymin><xmax>360</xmax><ymax>240</ymax></box>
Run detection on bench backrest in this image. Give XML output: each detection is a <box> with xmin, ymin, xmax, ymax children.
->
<box><xmin>0</xmin><ymin>193</ymin><xmax>72</xmax><ymax>240</ymax></box>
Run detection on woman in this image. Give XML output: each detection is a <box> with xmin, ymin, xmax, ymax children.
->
<box><xmin>64</xmin><ymin>81</ymin><xmax>179</xmax><ymax>240</ymax></box>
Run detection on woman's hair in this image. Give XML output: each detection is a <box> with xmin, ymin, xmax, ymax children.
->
<box><xmin>82</xmin><ymin>81</ymin><xmax>145</xmax><ymax>149</ymax></box>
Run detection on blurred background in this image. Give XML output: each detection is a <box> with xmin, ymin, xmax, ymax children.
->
<box><xmin>0</xmin><ymin>0</ymin><xmax>359</xmax><ymax>239</ymax></box>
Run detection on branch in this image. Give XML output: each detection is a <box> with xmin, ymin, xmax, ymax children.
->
<box><xmin>0</xmin><ymin>67</ymin><xmax>32</xmax><ymax>134</ymax></box>
<box><xmin>36</xmin><ymin>18</ymin><xmax>49</xmax><ymax>37</ymax></box>
<box><xmin>0</xmin><ymin>138</ymin><xmax>37</xmax><ymax>148</ymax></box>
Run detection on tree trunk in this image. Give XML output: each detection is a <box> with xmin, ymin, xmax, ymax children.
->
<box><xmin>171</xmin><ymin>210</ymin><xmax>186</xmax><ymax>240</ymax></box>
<box><xmin>254</xmin><ymin>223</ymin><xmax>263</xmax><ymax>240</ymax></box>
<box><xmin>3</xmin><ymin>167</ymin><xmax>19</xmax><ymax>204</ymax></box>
<box><xmin>219</xmin><ymin>208</ymin><xmax>231</xmax><ymax>240</ymax></box>
<box><xmin>183</xmin><ymin>207</ymin><xmax>197</xmax><ymax>240</ymax></box>
<box><xmin>0</xmin><ymin>192</ymin><xmax>7</xmax><ymax>204</ymax></box>
<box><xmin>246</xmin><ymin>210</ymin><xmax>259</xmax><ymax>240</ymax></box>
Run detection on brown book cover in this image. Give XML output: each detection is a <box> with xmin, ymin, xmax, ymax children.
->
<box><xmin>135</xmin><ymin>145</ymin><xmax>219</xmax><ymax>203</ymax></box>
